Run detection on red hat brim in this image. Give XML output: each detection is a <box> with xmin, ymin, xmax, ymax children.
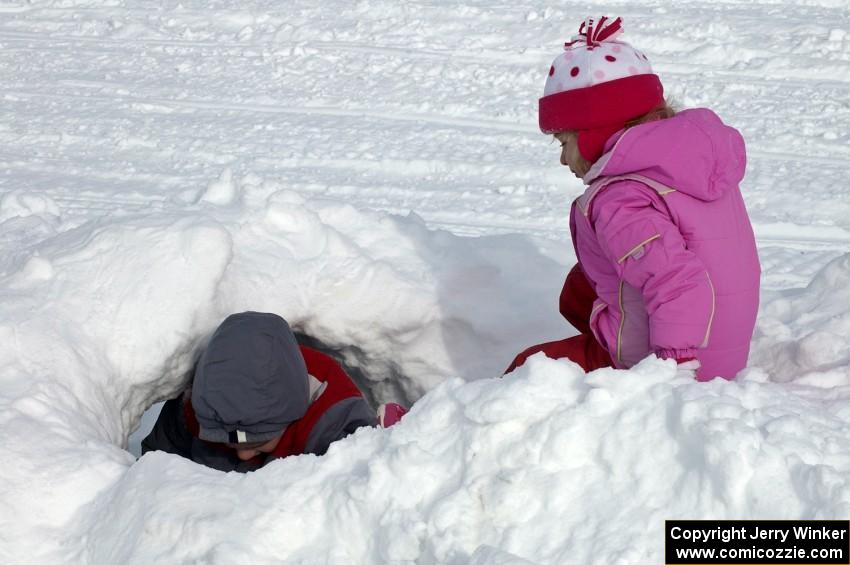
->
<box><xmin>538</xmin><ymin>74</ymin><xmax>664</xmax><ymax>135</ymax></box>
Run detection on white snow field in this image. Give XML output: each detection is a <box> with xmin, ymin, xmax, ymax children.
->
<box><xmin>2</xmin><ymin>1</ymin><xmax>850</xmax><ymax>563</ymax></box>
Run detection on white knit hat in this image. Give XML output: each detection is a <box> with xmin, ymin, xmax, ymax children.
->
<box><xmin>539</xmin><ymin>17</ymin><xmax>665</xmax><ymax>162</ymax></box>
<box><xmin>543</xmin><ymin>17</ymin><xmax>655</xmax><ymax>97</ymax></box>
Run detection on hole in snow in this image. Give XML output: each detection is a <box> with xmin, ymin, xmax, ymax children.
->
<box><xmin>126</xmin><ymin>330</ymin><xmax>409</xmax><ymax>458</ymax></box>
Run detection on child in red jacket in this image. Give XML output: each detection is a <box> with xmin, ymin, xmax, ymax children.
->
<box><xmin>141</xmin><ymin>311</ymin><xmax>406</xmax><ymax>472</ymax></box>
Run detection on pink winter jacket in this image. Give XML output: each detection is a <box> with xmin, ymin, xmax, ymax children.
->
<box><xmin>570</xmin><ymin>108</ymin><xmax>760</xmax><ymax>381</ymax></box>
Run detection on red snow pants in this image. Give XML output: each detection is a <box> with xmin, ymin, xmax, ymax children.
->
<box><xmin>505</xmin><ymin>264</ymin><xmax>613</xmax><ymax>374</ymax></box>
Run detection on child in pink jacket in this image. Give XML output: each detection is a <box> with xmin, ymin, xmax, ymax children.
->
<box><xmin>507</xmin><ymin>17</ymin><xmax>760</xmax><ymax>381</ymax></box>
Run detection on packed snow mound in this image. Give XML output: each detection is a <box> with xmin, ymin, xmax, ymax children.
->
<box><xmin>60</xmin><ymin>359</ymin><xmax>850</xmax><ymax>564</ymax></box>
<box><xmin>753</xmin><ymin>253</ymin><xmax>850</xmax><ymax>383</ymax></box>
<box><xmin>0</xmin><ymin>181</ymin><xmax>566</xmax><ymax>563</ymax></box>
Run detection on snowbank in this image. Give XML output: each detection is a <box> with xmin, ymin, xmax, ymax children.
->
<box><xmin>0</xmin><ymin>178</ymin><xmax>567</xmax><ymax>562</ymax></box>
<box><xmin>752</xmin><ymin>253</ymin><xmax>850</xmax><ymax>382</ymax></box>
<box><xmin>87</xmin><ymin>352</ymin><xmax>850</xmax><ymax>564</ymax></box>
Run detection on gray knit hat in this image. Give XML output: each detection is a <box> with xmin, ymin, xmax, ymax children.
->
<box><xmin>192</xmin><ymin>312</ymin><xmax>309</xmax><ymax>444</ymax></box>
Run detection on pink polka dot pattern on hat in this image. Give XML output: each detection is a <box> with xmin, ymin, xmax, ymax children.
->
<box><xmin>605</xmin><ymin>55</ymin><xmax>616</xmax><ymax>62</ymax></box>
<box><xmin>549</xmin><ymin>65</ymin><xmax>555</xmax><ymax>76</ymax></box>
<box><xmin>570</xmin><ymin>66</ymin><xmax>580</xmax><ymax>77</ymax></box>
<box><xmin>594</xmin><ymin>70</ymin><xmax>605</xmax><ymax>80</ymax></box>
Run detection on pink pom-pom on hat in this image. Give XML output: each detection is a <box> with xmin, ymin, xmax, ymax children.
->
<box><xmin>539</xmin><ymin>17</ymin><xmax>665</xmax><ymax>162</ymax></box>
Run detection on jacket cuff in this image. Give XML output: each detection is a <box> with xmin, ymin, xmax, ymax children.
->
<box><xmin>655</xmin><ymin>348</ymin><xmax>698</xmax><ymax>363</ymax></box>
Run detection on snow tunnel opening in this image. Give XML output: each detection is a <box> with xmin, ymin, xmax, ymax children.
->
<box><xmin>127</xmin><ymin>328</ymin><xmax>412</xmax><ymax>458</ymax></box>
<box><xmin>293</xmin><ymin>331</ymin><xmax>413</xmax><ymax>409</ymax></box>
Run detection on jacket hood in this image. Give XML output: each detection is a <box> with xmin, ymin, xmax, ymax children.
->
<box><xmin>192</xmin><ymin>312</ymin><xmax>309</xmax><ymax>443</ymax></box>
<box><xmin>586</xmin><ymin>108</ymin><xmax>746</xmax><ymax>202</ymax></box>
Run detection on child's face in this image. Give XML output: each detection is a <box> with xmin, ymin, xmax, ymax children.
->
<box><xmin>554</xmin><ymin>131</ymin><xmax>585</xmax><ymax>178</ymax></box>
<box><xmin>227</xmin><ymin>434</ymin><xmax>283</xmax><ymax>461</ymax></box>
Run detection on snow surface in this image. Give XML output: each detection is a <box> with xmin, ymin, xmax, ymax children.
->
<box><xmin>2</xmin><ymin>1</ymin><xmax>850</xmax><ymax>563</ymax></box>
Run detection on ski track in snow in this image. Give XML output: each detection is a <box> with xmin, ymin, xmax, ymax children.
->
<box><xmin>2</xmin><ymin>1</ymin><xmax>850</xmax><ymax>564</ymax></box>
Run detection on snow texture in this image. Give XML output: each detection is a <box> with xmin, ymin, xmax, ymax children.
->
<box><xmin>1</xmin><ymin>1</ymin><xmax>850</xmax><ymax>564</ymax></box>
